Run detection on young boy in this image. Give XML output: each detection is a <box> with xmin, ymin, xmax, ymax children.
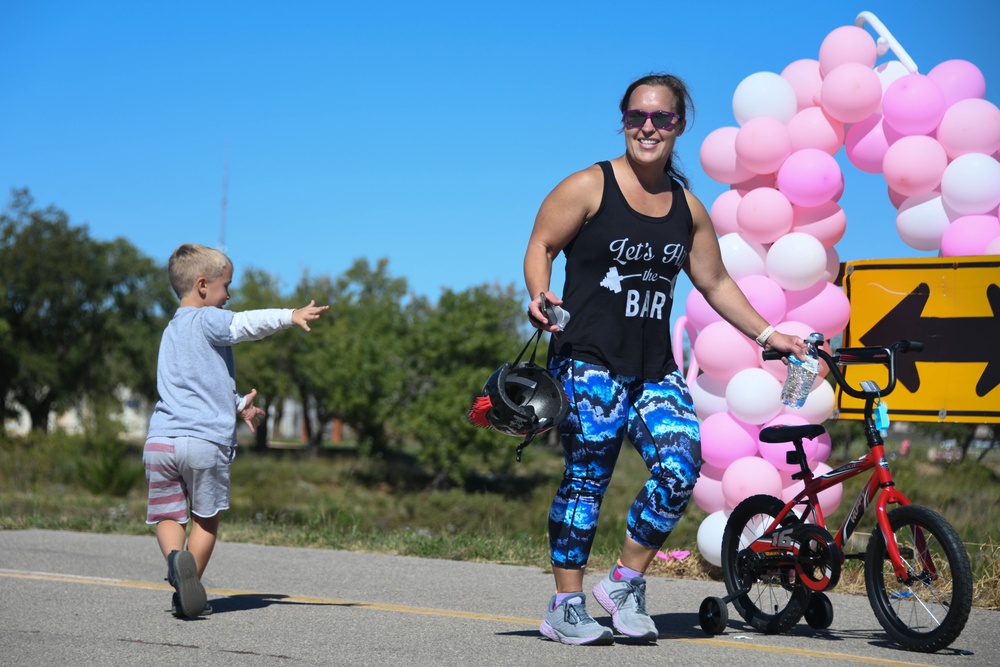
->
<box><xmin>143</xmin><ymin>243</ymin><xmax>328</xmax><ymax>618</ymax></box>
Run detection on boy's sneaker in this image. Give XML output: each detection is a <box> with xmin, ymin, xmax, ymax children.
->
<box><xmin>166</xmin><ymin>550</ymin><xmax>207</xmax><ymax>618</ymax></box>
<box><xmin>539</xmin><ymin>593</ymin><xmax>613</xmax><ymax>645</ymax></box>
<box><xmin>170</xmin><ymin>592</ymin><xmax>213</xmax><ymax>617</ymax></box>
<box><xmin>593</xmin><ymin>570</ymin><xmax>658</xmax><ymax>640</ymax></box>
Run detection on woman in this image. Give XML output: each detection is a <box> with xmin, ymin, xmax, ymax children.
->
<box><xmin>524</xmin><ymin>73</ymin><xmax>805</xmax><ymax>645</ymax></box>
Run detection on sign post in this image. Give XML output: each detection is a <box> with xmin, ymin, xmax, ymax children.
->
<box><xmin>840</xmin><ymin>257</ymin><xmax>1000</xmax><ymax>423</ymax></box>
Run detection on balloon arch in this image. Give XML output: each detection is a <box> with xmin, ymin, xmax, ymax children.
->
<box><xmin>676</xmin><ymin>12</ymin><xmax>1000</xmax><ymax>566</ymax></box>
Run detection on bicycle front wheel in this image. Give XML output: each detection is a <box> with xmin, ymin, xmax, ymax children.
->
<box><xmin>864</xmin><ymin>505</ymin><xmax>973</xmax><ymax>653</ymax></box>
<box><xmin>722</xmin><ymin>494</ymin><xmax>809</xmax><ymax>634</ymax></box>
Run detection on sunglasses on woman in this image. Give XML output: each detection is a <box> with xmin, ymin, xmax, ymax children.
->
<box><xmin>623</xmin><ymin>109</ymin><xmax>681</xmax><ymax>131</ymax></box>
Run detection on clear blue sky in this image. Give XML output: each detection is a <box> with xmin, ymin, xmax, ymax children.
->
<box><xmin>3</xmin><ymin>1</ymin><xmax>998</xmax><ymax>323</ymax></box>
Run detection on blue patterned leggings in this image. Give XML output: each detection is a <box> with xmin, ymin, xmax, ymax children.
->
<box><xmin>547</xmin><ymin>355</ymin><xmax>702</xmax><ymax>569</ymax></box>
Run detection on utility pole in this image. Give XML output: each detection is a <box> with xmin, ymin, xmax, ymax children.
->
<box><xmin>219</xmin><ymin>139</ymin><xmax>229</xmax><ymax>251</ymax></box>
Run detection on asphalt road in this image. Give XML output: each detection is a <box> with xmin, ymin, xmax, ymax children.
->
<box><xmin>1</xmin><ymin>529</ymin><xmax>997</xmax><ymax>666</ymax></box>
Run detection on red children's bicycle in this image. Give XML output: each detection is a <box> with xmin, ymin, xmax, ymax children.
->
<box><xmin>698</xmin><ymin>339</ymin><xmax>973</xmax><ymax>653</ymax></box>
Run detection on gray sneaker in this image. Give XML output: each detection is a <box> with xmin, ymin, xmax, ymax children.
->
<box><xmin>170</xmin><ymin>592</ymin><xmax>213</xmax><ymax>617</ymax></box>
<box><xmin>593</xmin><ymin>570</ymin><xmax>658</xmax><ymax>640</ymax></box>
<box><xmin>166</xmin><ymin>550</ymin><xmax>207</xmax><ymax>618</ymax></box>
<box><xmin>540</xmin><ymin>593</ymin><xmax>614</xmax><ymax>645</ymax></box>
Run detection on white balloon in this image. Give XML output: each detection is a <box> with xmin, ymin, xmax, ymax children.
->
<box><xmin>717</xmin><ymin>232</ymin><xmax>767</xmax><ymax>280</ymax></box>
<box><xmin>765</xmin><ymin>232</ymin><xmax>828</xmax><ymax>290</ymax></box>
<box><xmin>696</xmin><ymin>510</ymin><xmax>730</xmax><ymax>567</ymax></box>
<box><xmin>733</xmin><ymin>72</ymin><xmax>798</xmax><ymax>125</ymax></box>
<box><xmin>726</xmin><ymin>368</ymin><xmax>783</xmax><ymax>425</ymax></box>
<box><xmin>781</xmin><ymin>380</ymin><xmax>836</xmax><ymax>423</ymax></box>
<box><xmin>690</xmin><ymin>373</ymin><xmax>730</xmax><ymax>421</ymax></box>
<box><xmin>940</xmin><ymin>153</ymin><xmax>1000</xmax><ymax>215</ymax></box>
<box><xmin>895</xmin><ymin>193</ymin><xmax>953</xmax><ymax>251</ymax></box>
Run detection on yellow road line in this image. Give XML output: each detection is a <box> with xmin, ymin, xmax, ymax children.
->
<box><xmin>0</xmin><ymin>569</ymin><xmax>935</xmax><ymax>667</ymax></box>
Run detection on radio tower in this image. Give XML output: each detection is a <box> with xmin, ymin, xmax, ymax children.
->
<box><xmin>219</xmin><ymin>139</ymin><xmax>229</xmax><ymax>251</ymax></box>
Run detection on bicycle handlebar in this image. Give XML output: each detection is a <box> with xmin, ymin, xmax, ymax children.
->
<box><xmin>762</xmin><ymin>339</ymin><xmax>923</xmax><ymax>400</ymax></box>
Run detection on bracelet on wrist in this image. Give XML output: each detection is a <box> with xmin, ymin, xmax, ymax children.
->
<box><xmin>755</xmin><ymin>325</ymin><xmax>776</xmax><ymax>348</ymax></box>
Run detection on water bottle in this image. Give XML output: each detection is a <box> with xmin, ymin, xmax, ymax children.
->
<box><xmin>780</xmin><ymin>333</ymin><xmax>823</xmax><ymax>408</ymax></box>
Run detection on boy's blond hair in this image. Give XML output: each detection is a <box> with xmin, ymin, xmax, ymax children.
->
<box><xmin>167</xmin><ymin>243</ymin><xmax>233</xmax><ymax>299</ymax></box>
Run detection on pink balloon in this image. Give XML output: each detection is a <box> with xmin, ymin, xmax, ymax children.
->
<box><xmin>845</xmin><ymin>114</ymin><xmax>889</xmax><ymax>174</ymax></box>
<box><xmin>985</xmin><ymin>235</ymin><xmax>1000</xmax><ymax>254</ymax></box>
<box><xmin>777</xmin><ymin>149</ymin><xmax>842</xmax><ymax>207</ymax></box>
<box><xmin>937</xmin><ymin>99</ymin><xmax>1000</xmax><ymax>158</ymax></box>
<box><xmin>731</xmin><ymin>172</ymin><xmax>777</xmax><ymax>193</ymax></box>
<box><xmin>735</xmin><ymin>117</ymin><xmax>792</xmax><ymax>174</ymax></box>
<box><xmin>701</xmin><ymin>412</ymin><xmax>760</xmax><ymax>469</ymax></box>
<box><xmin>710</xmin><ymin>189</ymin><xmax>743</xmax><ymax>236</ymax></box>
<box><xmin>685</xmin><ymin>288</ymin><xmax>723</xmax><ymax>332</ymax></box>
<box><xmin>694</xmin><ymin>321</ymin><xmax>759</xmax><ymax>382</ymax></box>
<box><xmin>824</xmin><ymin>246</ymin><xmax>842</xmax><ymax>284</ymax></box>
<box><xmin>792</xmin><ymin>201</ymin><xmax>847</xmax><ymax>249</ymax></box>
<box><xmin>941</xmin><ymin>215</ymin><xmax>1000</xmax><ymax>256</ymax></box>
<box><xmin>758</xmin><ymin>415</ymin><xmax>818</xmax><ymax>472</ymax></box>
<box><xmin>692</xmin><ymin>475</ymin><xmax>727</xmax><ymax>514</ymax></box>
<box><xmin>882</xmin><ymin>74</ymin><xmax>947</xmax><ymax>136</ymax></box>
<box><xmin>787</xmin><ymin>107</ymin><xmax>845</xmax><ymax>155</ymax></box>
<box><xmin>812</xmin><ymin>431</ymin><xmax>832</xmax><ymax>464</ymax></box>
<box><xmin>887</xmin><ymin>184</ymin><xmax>908</xmax><ymax>209</ymax></box>
<box><xmin>928</xmin><ymin>59</ymin><xmax>987</xmax><ymax>106</ymax></box>
<box><xmin>820</xmin><ymin>63</ymin><xmax>883</xmax><ymax>123</ymax></box>
<box><xmin>737</xmin><ymin>274</ymin><xmax>787</xmax><ymax>325</ymax></box>
<box><xmin>818</xmin><ymin>26</ymin><xmax>877</xmax><ymax>77</ymax></box>
<box><xmin>781</xmin><ymin>462</ymin><xmax>843</xmax><ymax>516</ymax></box>
<box><xmin>701</xmin><ymin>126</ymin><xmax>755</xmax><ymax>184</ymax></box>
<box><xmin>722</xmin><ymin>456</ymin><xmax>783</xmax><ymax>509</ymax></box>
<box><xmin>875</xmin><ymin>61</ymin><xmax>911</xmax><ymax>112</ymax></box>
<box><xmin>781</xmin><ymin>59</ymin><xmax>822</xmax><ymax>110</ymax></box>
<box><xmin>736</xmin><ymin>187</ymin><xmax>794</xmax><ymax>244</ymax></box>
<box><xmin>700</xmin><ymin>461</ymin><xmax>729</xmax><ymax>481</ymax></box>
<box><xmin>882</xmin><ymin>136</ymin><xmax>948</xmax><ymax>197</ymax></box>
<box><xmin>784</xmin><ymin>281</ymin><xmax>851</xmax><ymax>338</ymax></box>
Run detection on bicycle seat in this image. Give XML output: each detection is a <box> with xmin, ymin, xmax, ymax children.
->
<box><xmin>759</xmin><ymin>424</ymin><xmax>826</xmax><ymax>443</ymax></box>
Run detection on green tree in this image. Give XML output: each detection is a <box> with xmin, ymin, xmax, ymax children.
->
<box><xmin>0</xmin><ymin>189</ymin><xmax>171</xmax><ymax>432</ymax></box>
<box><xmin>909</xmin><ymin>422</ymin><xmax>978</xmax><ymax>461</ymax></box>
<box><xmin>297</xmin><ymin>258</ymin><xmax>408</xmax><ymax>457</ymax></box>
<box><xmin>398</xmin><ymin>283</ymin><xmax>525</xmax><ymax>487</ymax></box>
<box><xmin>229</xmin><ymin>267</ymin><xmax>296</xmax><ymax>451</ymax></box>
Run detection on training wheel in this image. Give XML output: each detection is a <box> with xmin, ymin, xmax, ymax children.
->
<box><xmin>804</xmin><ymin>591</ymin><xmax>834</xmax><ymax>629</ymax></box>
<box><xmin>699</xmin><ymin>596</ymin><xmax>729</xmax><ymax>635</ymax></box>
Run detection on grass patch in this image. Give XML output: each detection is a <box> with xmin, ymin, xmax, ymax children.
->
<box><xmin>1</xmin><ymin>433</ymin><xmax>997</xmax><ymax>609</ymax></box>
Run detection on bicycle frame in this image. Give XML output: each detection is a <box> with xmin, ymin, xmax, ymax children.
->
<box><xmin>750</xmin><ymin>341</ymin><xmax>934</xmax><ymax>585</ymax></box>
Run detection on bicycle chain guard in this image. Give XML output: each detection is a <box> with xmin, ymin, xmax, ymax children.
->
<box><xmin>738</xmin><ymin>522</ymin><xmax>842</xmax><ymax>593</ymax></box>
<box><xmin>791</xmin><ymin>523</ymin><xmax>842</xmax><ymax>592</ymax></box>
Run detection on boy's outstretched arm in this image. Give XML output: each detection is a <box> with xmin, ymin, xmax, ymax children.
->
<box><xmin>292</xmin><ymin>300</ymin><xmax>329</xmax><ymax>332</ymax></box>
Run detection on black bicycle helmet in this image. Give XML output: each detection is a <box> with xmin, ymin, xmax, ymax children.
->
<box><xmin>473</xmin><ymin>360</ymin><xmax>569</xmax><ymax>437</ymax></box>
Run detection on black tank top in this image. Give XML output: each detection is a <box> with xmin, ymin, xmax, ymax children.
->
<box><xmin>551</xmin><ymin>161</ymin><xmax>693</xmax><ymax>379</ymax></box>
